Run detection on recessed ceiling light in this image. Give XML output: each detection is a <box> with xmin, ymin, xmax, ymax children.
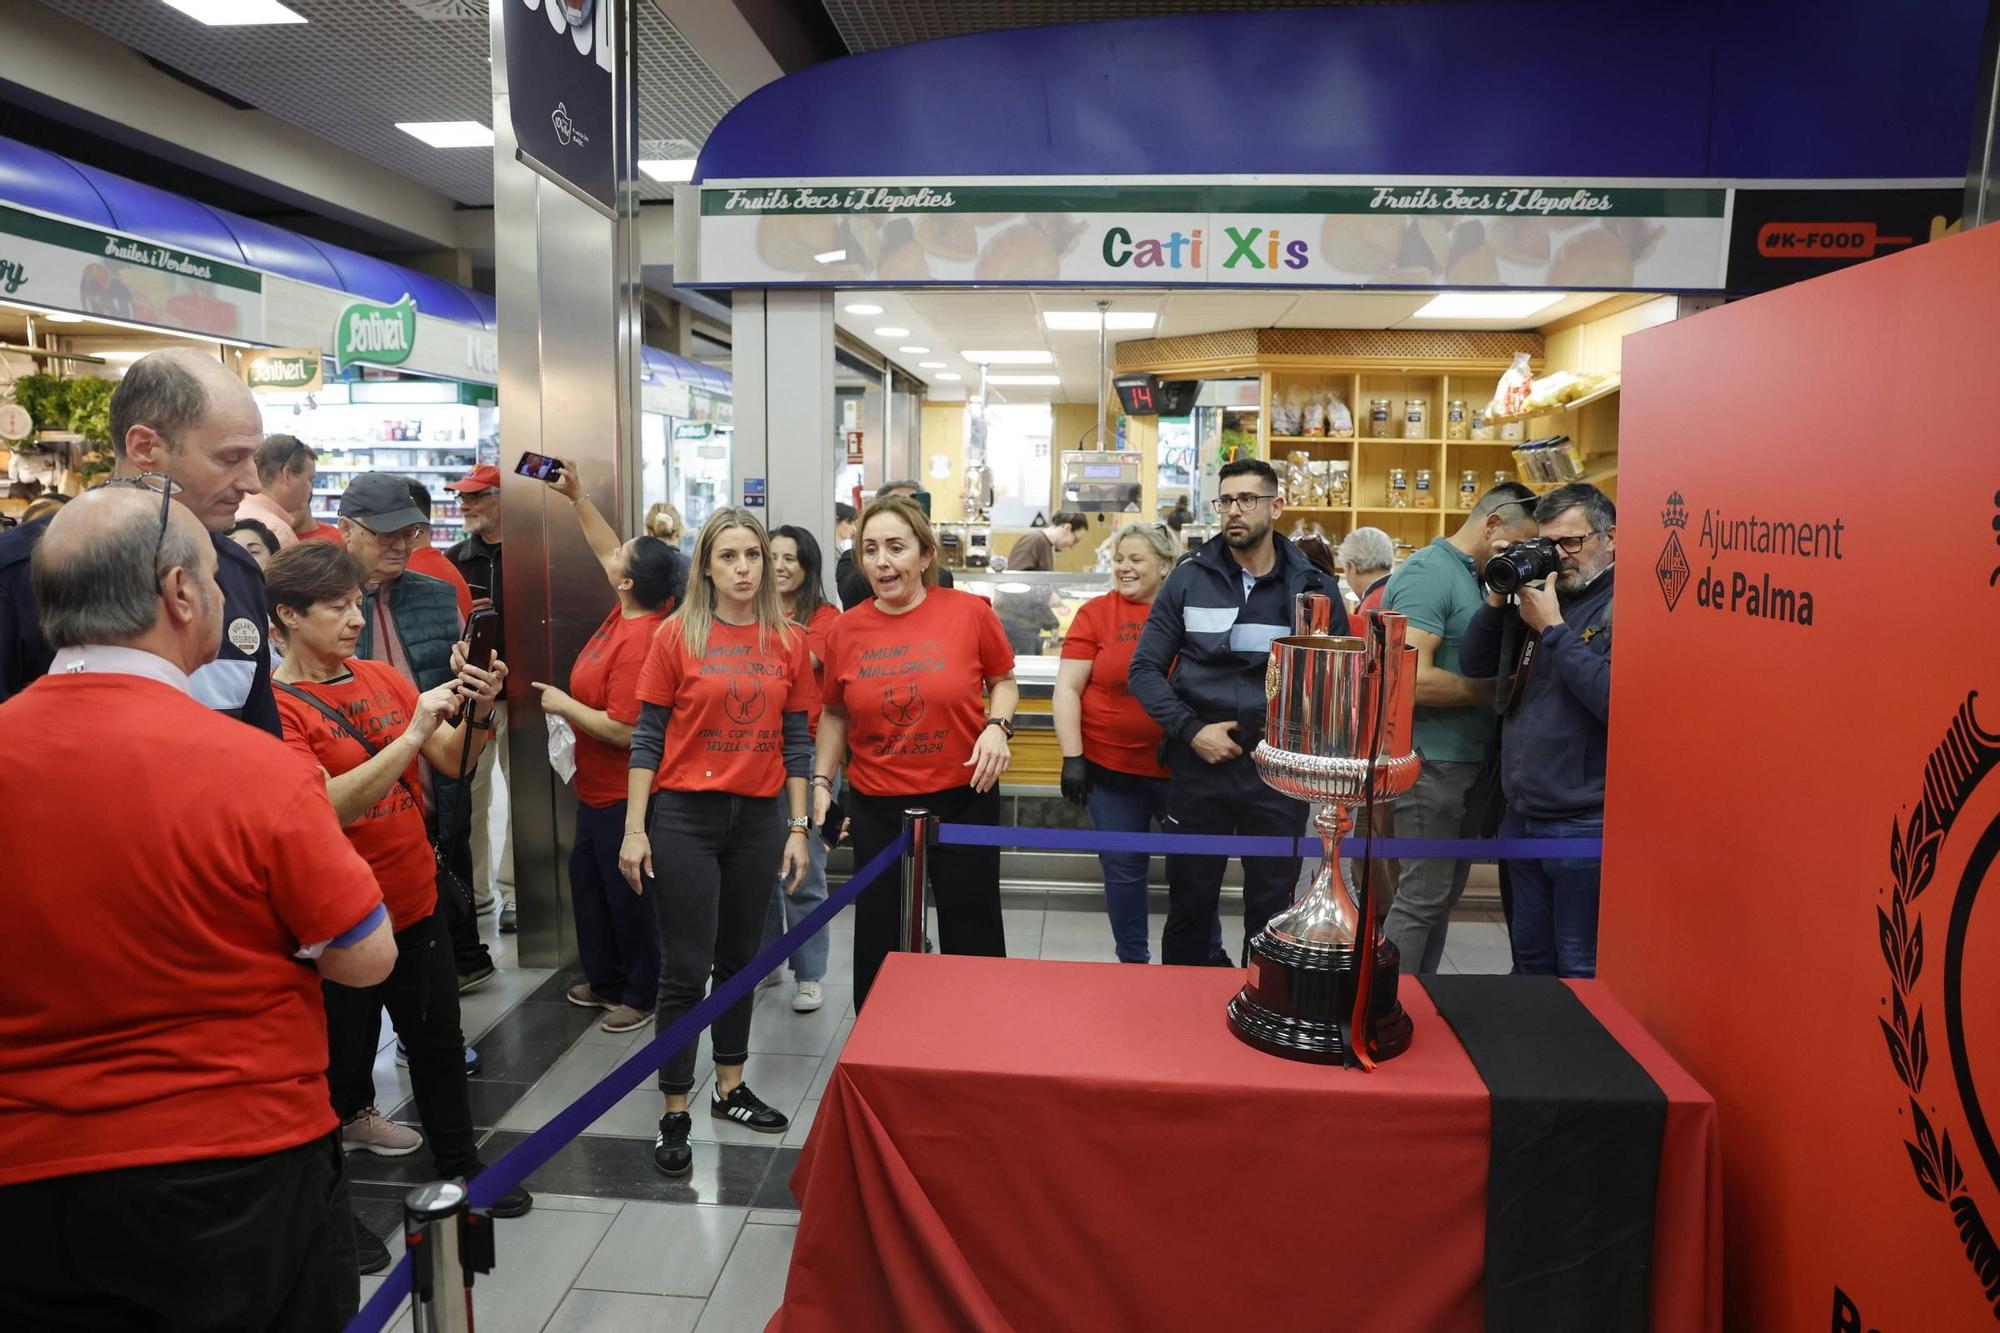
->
<box><xmin>843</xmin><ymin>303</ymin><xmax>884</xmax><ymax>315</ymax></box>
<box><xmin>814</xmin><ymin>249</ymin><xmax>848</xmax><ymax>265</ymax></box>
<box><xmin>1411</xmin><ymin>291</ymin><xmax>1567</xmax><ymax>320</ymax></box>
<box><xmin>1042</xmin><ymin>311</ymin><xmax>1157</xmax><ymax>332</ymax></box>
<box><xmin>395</xmin><ymin>121</ymin><xmax>495</xmax><ymax>148</ymax></box>
<box><xmin>874</xmin><ymin>327</ymin><xmax>910</xmax><ymax>338</ymax></box>
<box><xmin>918</xmin><ymin>361</ymin><xmax>946</xmax><ymax>369</ymax></box>
<box><xmin>987</xmin><ymin>374</ymin><xmax>1062</xmax><ymax>386</ymax></box>
<box><xmin>934</xmin><ymin>372</ymin><xmax>962</xmax><ymax>381</ymax></box>
<box><xmin>898</xmin><ymin>346</ymin><xmax>929</xmax><ymax>354</ymax></box>
<box><xmin>962</xmin><ymin>350</ymin><xmax>1054</xmax><ymax>365</ymax></box>
<box><xmin>160</xmin><ymin>0</ymin><xmax>305</xmax><ymax>24</ymax></box>
<box><xmin>42</xmin><ymin>312</ymin><xmax>83</xmax><ymax>324</ymax></box>
<box><xmin>638</xmin><ymin>159</ymin><xmax>697</xmax><ymax>183</ymax></box>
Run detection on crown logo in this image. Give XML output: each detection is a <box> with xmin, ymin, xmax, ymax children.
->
<box><xmin>1661</xmin><ymin>491</ymin><xmax>1688</xmax><ymax>530</ymax></box>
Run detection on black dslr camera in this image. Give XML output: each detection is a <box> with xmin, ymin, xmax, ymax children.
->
<box><xmin>1483</xmin><ymin>538</ymin><xmax>1560</xmax><ymax>595</ymax></box>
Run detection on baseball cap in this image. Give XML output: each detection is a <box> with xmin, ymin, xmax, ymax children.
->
<box><xmin>338</xmin><ymin>472</ymin><xmax>429</xmax><ymax>533</ymax></box>
<box><xmin>445</xmin><ymin>464</ymin><xmax>502</xmax><ymax>494</ymax></box>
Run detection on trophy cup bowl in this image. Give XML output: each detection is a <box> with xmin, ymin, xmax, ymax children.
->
<box><xmin>1226</xmin><ymin>611</ymin><xmax>1421</xmax><ymax>1065</ymax></box>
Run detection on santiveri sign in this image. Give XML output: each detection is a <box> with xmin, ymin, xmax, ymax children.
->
<box><xmin>242</xmin><ymin>347</ymin><xmax>324</xmax><ymax>394</ymax></box>
<box><xmin>336</xmin><ymin>296</ymin><xmax>417</xmax><ymax>371</ymax></box>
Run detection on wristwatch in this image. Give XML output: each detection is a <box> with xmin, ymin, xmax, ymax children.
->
<box><xmin>786</xmin><ymin>815</ymin><xmax>811</xmax><ymax>832</ymax></box>
<box><xmin>983</xmin><ymin>716</ymin><xmax>1015</xmax><ymax>740</ymax></box>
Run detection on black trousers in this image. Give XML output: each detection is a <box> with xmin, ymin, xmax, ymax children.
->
<box><xmin>1161</xmin><ymin>746</ymin><xmax>1309</xmax><ymax>966</ymax></box>
<box><xmin>0</xmin><ymin>1132</ymin><xmax>358</xmax><ymax>1332</ymax></box>
<box><xmin>324</xmin><ymin>912</ymin><xmax>479</xmax><ymax>1177</ymax></box>
<box><xmin>848</xmin><ymin>785</ymin><xmax>1005</xmax><ymax>1008</ymax></box>
<box><xmin>649</xmin><ymin>790</ymin><xmax>786</xmax><ymax>1095</ymax></box>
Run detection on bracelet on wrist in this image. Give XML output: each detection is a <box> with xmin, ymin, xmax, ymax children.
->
<box><xmin>809</xmin><ymin>774</ymin><xmax>834</xmax><ymax>788</ymax></box>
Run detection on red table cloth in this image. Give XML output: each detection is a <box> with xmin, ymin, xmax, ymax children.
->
<box><xmin>771</xmin><ymin>955</ymin><xmax>1720</xmax><ymax>1332</ymax></box>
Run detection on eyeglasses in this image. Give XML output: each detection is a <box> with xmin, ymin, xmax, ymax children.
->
<box><xmin>1546</xmin><ymin>530</ymin><xmax>1607</xmax><ymax>555</ymax></box>
<box><xmin>1210</xmin><ymin>493</ymin><xmax>1279</xmax><ymax>514</ymax></box>
<box><xmin>95</xmin><ymin>472</ymin><xmax>182</xmax><ymax>581</ymax></box>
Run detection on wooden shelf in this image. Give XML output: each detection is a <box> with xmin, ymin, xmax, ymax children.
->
<box><xmin>1270</xmin><ymin>434</ymin><xmax>1355</xmax><ymax>444</ymax></box>
<box><xmin>1490</xmin><ymin>376</ymin><xmax>1621</xmax><ymax>424</ymax></box>
<box><xmin>1355</xmin><ymin>506</ymin><xmax>1445</xmax><ymax>515</ymax></box>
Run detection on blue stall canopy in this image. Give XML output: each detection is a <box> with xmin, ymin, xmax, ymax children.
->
<box><xmin>642</xmin><ymin>345</ymin><xmax>731</xmax><ymax>397</ymax></box>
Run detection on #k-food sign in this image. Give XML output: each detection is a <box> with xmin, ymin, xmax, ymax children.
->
<box><xmin>0</xmin><ymin>202</ymin><xmax>262</xmax><ymax>338</ymax></box>
<box><xmin>693</xmin><ymin>180</ymin><xmax>1731</xmax><ymax>289</ymax></box>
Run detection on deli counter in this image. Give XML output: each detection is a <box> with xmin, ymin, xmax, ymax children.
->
<box><xmin>950</xmin><ymin>567</ymin><xmax>1110</xmax><ymax>792</ymax></box>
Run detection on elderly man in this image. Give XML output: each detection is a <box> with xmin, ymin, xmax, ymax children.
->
<box><xmin>0</xmin><ymin>349</ymin><xmax>279</xmax><ymax>731</ymax></box>
<box><xmin>1461</xmin><ymin>483</ymin><xmax>1617</xmax><ymax>977</ymax></box>
<box><xmin>0</xmin><ymin>488</ymin><xmax>393</xmax><ymax>1330</ymax></box>
<box><xmin>340</xmin><ymin>472</ymin><xmax>496</xmax><ymax>992</ymax></box>
<box><xmin>1339</xmin><ymin>526</ymin><xmax>1395</xmax><ymax>622</ymax></box>
<box><xmin>444</xmin><ymin>465</ymin><xmax>516</xmax><ymax>931</ymax></box>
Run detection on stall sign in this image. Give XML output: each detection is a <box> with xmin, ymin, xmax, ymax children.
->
<box><xmin>502</xmin><ymin>0</ymin><xmax>620</xmax><ymax>216</ymax></box>
<box><xmin>242</xmin><ymin>347</ymin><xmax>324</xmax><ymax>394</ymax></box>
<box><xmin>674</xmin><ymin>421</ymin><xmax>713</xmax><ymax>440</ymax></box>
<box><xmin>845</xmin><ymin>430</ymin><xmax>864</xmax><ymax>464</ymax></box>
<box><xmin>1724</xmin><ymin>187</ymin><xmax>1964</xmax><ymax>292</ymax></box>
<box><xmin>335</xmin><ymin>296</ymin><xmax>417</xmax><ymax>372</ymax></box>
<box><xmin>0</xmin><ymin>201</ymin><xmax>263</xmax><ymax>339</ymax></box>
<box><xmin>742</xmin><ymin>476</ymin><xmax>765</xmax><ymax>508</ymax></box>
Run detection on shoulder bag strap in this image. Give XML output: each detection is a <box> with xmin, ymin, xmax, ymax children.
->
<box><xmin>274</xmin><ymin>680</ymin><xmax>425</xmax><ymax>813</ymax></box>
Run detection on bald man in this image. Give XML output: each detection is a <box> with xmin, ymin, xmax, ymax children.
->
<box><xmin>0</xmin><ymin>348</ymin><xmax>279</xmax><ymax>732</ymax></box>
<box><xmin>0</xmin><ymin>488</ymin><xmax>393</xmax><ymax>1330</ymax></box>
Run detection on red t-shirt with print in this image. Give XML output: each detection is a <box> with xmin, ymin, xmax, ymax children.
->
<box><xmin>0</xmin><ymin>675</ymin><xmax>383</xmax><ymax>1186</ymax></box>
<box><xmin>275</xmin><ymin>657</ymin><xmax>437</xmax><ymax>928</ymax></box>
<box><xmin>634</xmin><ymin>616</ymin><xmax>818</xmax><ymax>797</ymax></box>
<box><xmin>797</xmin><ymin>601</ymin><xmax>842</xmax><ymax>735</ymax></box>
<box><xmin>296</xmin><ymin>521</ymin><xmax>345</xmax><ymax>548</ymax></box>
<box><xmin>569</xmin><ymin>605</ymin><xmax>669</xmax><ymax>807</ymax></box>
<box><xmin>1061</xmin><ymin>591</ymin><xmax>1170</xmax><ymax>779</ymax></box>
<box><xmin>822</xmin><ymin>586</ymin><xmax>1015</xmax><ymax>797</ymax></box>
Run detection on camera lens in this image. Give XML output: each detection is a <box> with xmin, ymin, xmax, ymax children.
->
<box><xmin>1483</xmin><ymin>538</ymin><xmax>1559</xmax><ymax>594</ymax></box>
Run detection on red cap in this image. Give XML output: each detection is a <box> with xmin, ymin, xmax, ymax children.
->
<box><xmin>445</xmin><ymin>464</ymin><xmax>502</xmax><ymax>494</ymax></box>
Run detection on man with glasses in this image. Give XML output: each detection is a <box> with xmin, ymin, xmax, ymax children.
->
<box><xmin>1461</xmin><ymin>482</ymin><xmax>1616</xmax><ymax>978</ymax></box>
<box><xmin>1378</xmin><ymin>481</ymin><xmax>1541</xmax><ymax>975</ymax></box>
<box><xmin>444</xmin><ymin>465</ymin><xmax>517</xmax><ymax>932</ymax></box>
<box><xmin>1129</xmin><ymin>457</ymin><xmax>1345</xmax><ymax>966</ymax></box>
<box><xmin>0</xmin><ymin>349</ymin><xmax>278</xmax><ymax>734</ymax></box>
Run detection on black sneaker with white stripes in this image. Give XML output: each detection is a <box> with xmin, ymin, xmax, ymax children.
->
<box><xmin>653</xmin><ymin>1111</ymin><xmax>693</xmax><ymax>1176</ymax></box>
<box><xmin>709</xmin><ymin>1083</ymin><xmax>789</xmax><ymax>1133</ymax></box>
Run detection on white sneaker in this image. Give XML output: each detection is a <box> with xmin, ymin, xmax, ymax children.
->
<box><xmin>342</xmin><ymin>1106</ymin><xmax>423</xmax><ymax>1157</ymax></box>
<box><xmin>791</xmin><ymin>980</ymin><xmax>824</xmax><ymax>1013</ymax></box>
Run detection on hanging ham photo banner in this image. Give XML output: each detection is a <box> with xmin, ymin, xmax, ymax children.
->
<box><xmin>1606</xmin><ymin>221</ymin><xmax>2000</xmax><ymax>1329</ymax></box>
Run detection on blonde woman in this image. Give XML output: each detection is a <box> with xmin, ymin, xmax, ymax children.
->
<box><xmin>645</xmin><ymin>501</ymin><xmax>684</xmax><ymax>548</ymax></box>
<box><xmin>620</xmin><ymin>508</ymin><xmax>816</xmax><ymax>1178</ymax></box>
<box><xmin>1053</xmin><ymin>522</ymin><xmax>1214</xmax><ymax>963</ymax></box>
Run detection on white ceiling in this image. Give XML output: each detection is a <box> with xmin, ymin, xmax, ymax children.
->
<box><xmin>835</xmin><ymin>288</ymin><xmax>1613</xmax><ymax>404</ymax></box>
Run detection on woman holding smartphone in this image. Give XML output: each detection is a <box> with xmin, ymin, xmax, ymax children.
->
<box><xmin>759</xmin><ymin>524</ymin><xmax>842</xmax><ymax>1014</ymax></box>
<box><xmin>619</xmin><ymin>508</ymin><xmax>817</xmax><ymax>1177</ymax></box>
<box><xmin>530</xmin><ymin>458</ymin><xmax>685</xmax><ymax>1033</ymax></box>
<box><xmin>813</xmin><ymin>494</ymin><xmax>1016</xmax><ymax>1008</ymax></box>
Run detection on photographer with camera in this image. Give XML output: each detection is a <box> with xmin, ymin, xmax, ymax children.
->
<box><xmin>1461</xmin><ymin>482</ymin><xmax>1616</xmax><ymax>979</ymax></box>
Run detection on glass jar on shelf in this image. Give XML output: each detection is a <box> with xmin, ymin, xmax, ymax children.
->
<box><xmin>1493</xmin><ymin>469</ymin><xmax>1512</xmax><ymax>488</ymax></box>
<box><xmin>1413</xmin><ymin>469</ymin><xmax>1437</xmax><ymax>508</ymax></box>
<box><xmin>1445</xmin><ymin>399</ymin><xmax>1468</xmax><ymax>440</ymax></box>
<box><xmin>1470</xmin><ymin>408</ymin><xmax>1496</xmax><ymax>441</ymax></box>
<box><xmin>1385</xmin><ymin>468</ymin><xmax>1409</xmax><ymax>508</ymax></box>
<box><xmin>1458</xmin><ymin>470</ymin><xmax>1480</xmax><ymax>508</ymax></box>
<box><xmin>1367</xmin><ymin>398</ymin><xmax>1392</xmax><ymax>438</ymax></box>
<box><xmin>1402</xmin><ymin>398</ymin><xmax>1428</xmax><ymax>439</ymax></box>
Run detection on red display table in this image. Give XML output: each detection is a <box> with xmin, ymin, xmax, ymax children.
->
<box><xmin>772</xmin><ymin>954</ymin><xmax>1720</xmax><ymax>1332</ymax></box>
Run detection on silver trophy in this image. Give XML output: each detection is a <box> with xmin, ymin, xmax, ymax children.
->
<box><xmin>1226</xmin><ymin>599</ymin><xmax>1421</xmax><ymax>1065</ymax></box>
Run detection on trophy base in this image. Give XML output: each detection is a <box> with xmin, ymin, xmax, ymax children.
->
<box><xmin>1226</xmin><ymin>931</ymin><xmax>1413</xmax><ymax>1065</ymax></box>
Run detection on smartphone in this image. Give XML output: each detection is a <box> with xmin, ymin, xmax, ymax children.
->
<box><xmin>463</xmin><ymin>609</ymin><xmax>501</xmax><ymax>670</ymax></box>
<box><xmin>819</xmin><ymin>798</ymin><xmax>846</xmax><ymax>850</ymax></box>
<box><xmin>514</xmin><ymin>451</ymin><xmax>562</xmax><ymax>482</ymax></box>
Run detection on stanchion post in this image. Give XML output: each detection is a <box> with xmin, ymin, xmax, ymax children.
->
<box><xmin>899</xmin><ymin>808</ymin><xmax>934</xmax><ymax>954</ymax></box>
<box><xmin>405</xmin><ymin>1180</ymin><xmax>494</xmax><ymax>1333</ymax></box>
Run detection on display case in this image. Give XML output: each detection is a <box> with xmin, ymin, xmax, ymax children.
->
<box><xmin>258</xmin><ymin>380</ymin><xmax>487</xmax><ymax>548</ymax></box>
<box><xmin>950</xmin><ymin>567</ymin><xmax>1113</xmax><ymax>790</ymax></box>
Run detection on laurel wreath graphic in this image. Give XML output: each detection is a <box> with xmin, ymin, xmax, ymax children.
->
<box><xmin>1884</xmin><ymin>693</ymin><xmax>2000</xmax><ymax>1317</ymax></box>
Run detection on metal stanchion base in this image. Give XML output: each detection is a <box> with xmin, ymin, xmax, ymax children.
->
<box><xmin>1226</xmin><ymin>931</ymin><xmax>1413</xmax><ymax>1065</ymax></box>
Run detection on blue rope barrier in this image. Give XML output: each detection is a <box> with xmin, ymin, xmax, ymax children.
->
<box><xmin>933</xmin><ymin>822</ymin><xmax>1603</xmax><ymax>860</ymax></box>
<box><xmin>342</xmin><ymin>833</ymin><xmax>910</xmax><ymax>1333</ymax></box>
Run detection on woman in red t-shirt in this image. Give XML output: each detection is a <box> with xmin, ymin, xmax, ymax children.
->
<box><xmin>618</xmin><ymin>508</ymin><xmax>816</xmax><ymax>1178</ymax></box>
<box><xmin>530</xmin><ymin>458</ymin><xmax>686</xmax><ymax>1034</ymax></box>
<box><xmin>761</xmin><ymin>524</ymin><xmax>842</xmax><ymax>1014</ymax></box>
<box><xmin>812</xmin><ymin>495</ymin><xmax>1017</xmax><ymax>1008</ymax></box>
<box><xmin>265</xmin><ymin>543</ymin><xmax>528</xmax><ymax>1215</ymax></box>
<box><xmin>1052</xmin><ymin>521</ymin><xmax>1201</xmax><ymax>965</ymax></box>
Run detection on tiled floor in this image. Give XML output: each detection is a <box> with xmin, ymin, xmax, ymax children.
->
<box><xmin>350</xmin><ymin>890</ymin><xmax>1514</xmax><ymax>1331</ymax></box>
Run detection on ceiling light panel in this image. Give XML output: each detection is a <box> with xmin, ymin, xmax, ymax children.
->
<box><xmin>159</xmin><ymin>0</ymin><xmax>306</xmax><ymax>24</ymax></box>
<box><xmin>1411</xmin><ymin>291</ymin><xmax>1568</xmax><ymax>320</ymax></box>
<box><xmin>395</xmin><ymin>121</ymin><xmax>494</xmax><ymax>148</ymax></box>
<box><xmin>638</xmin><ymin>159</ymin><xmax>698</xmax><ymax>183</ymax></box>
<box><xmin>961</xmin><ymin>350</ymin><xmax>1054</xmax><ymax>365</ymax></box>
<box><xmin>873</xmin><ymin>327</ymin><xmax>910</xmax><ymax>338</ymax></box>
<box><xmin>843</xmin><ymin>303</ymin><xmax>884</xmax><ymax>315</ymax></box>
<box><xmin>986</xmin><ymin>374</ymin><xmax>1061</xmax><ymax>386</ymax></box>
<box><xmin>1041</xmin><ymin>311</ymin><xmax>1158</xmax><ymax>331</ymax></box>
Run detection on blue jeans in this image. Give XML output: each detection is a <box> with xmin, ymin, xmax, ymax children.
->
<box><xmin>572</xmin><ymin>798</ymin><xmax>660</xmax><ymax>1010</ymax></box>
<box><xmin>1501</xmin><ymin>809</ymin><xmax>1604</xmax><ymax>978</ymax></box>
<box><xmin>759</xmin><ymin>825</ymin><xmax>829</xmax><ymax>982</ymax></box>
<box><xmin>1085</xmin><ymin>771</ymin><xmax>1170</xmax><ymax>963</ymax></box>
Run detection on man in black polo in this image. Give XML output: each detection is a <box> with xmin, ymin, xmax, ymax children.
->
<box><xmin>1129</xmin><ymin>458</ymin><xmax>1346</xmax><ymax>966</ymax></box>
<box><xmin>0</xmin><ymin>348</ymin><xmax>278</xmax><ymax>734</ymax></box>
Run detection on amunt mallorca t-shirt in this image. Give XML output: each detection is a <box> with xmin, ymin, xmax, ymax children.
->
<box><xmin>798</xmin><ymin>601</ymin><xmax>842</xmax><ymax>736</ymax></box>
<box><xmin>569</xmin><ymin>605</ymin><xmax>669</xmax><ymax>808</ymax></box>
<box><xmin>275</xmin><ymin>657</ymin><xmax>438</xmax><ymax>928</ymax></box>
<box><xmin>822</xmin><ymin>586</ymin><xmax>1015</xmax><ymax>797</ymax></box>
<box><xmin>1061</xmin><ymin>591</ymin><xmax>1169</xmax><ymax>778</ymax></box>
<box><xmin>634</xmin><ymin>616</ymin><xmax>817</xmax><ymax>796</ymax></box>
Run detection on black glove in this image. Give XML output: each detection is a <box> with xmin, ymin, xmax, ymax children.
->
<box><xmin>1060</xmin><ymin>756</ymin><xmax>1090</xmax><ymax>807</ymax></box>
